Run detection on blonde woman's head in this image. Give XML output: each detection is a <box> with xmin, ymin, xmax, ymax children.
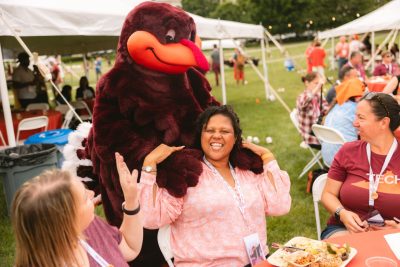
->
<box><xmin>12</xmin><ymin>169</ymin><xmax>84</xmax><ymax>267</ymax></box>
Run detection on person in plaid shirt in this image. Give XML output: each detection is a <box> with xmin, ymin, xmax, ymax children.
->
<box><xmin>296</xmin><ymin>72</ymin><xmax>329</xmax><ymax>149</ymax></box>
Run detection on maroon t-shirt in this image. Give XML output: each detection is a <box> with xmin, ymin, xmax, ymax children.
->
<box><xmin>327</xmin><ymin>140</ymin><xmax>400</xmax><ymax>225</ymax></box>
<box><xmin>84</xmin><ymin>216</ymin><xmax>129</xmax><ymax>267</ymax></box>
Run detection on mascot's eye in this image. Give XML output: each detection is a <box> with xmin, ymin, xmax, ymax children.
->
<box><xmin>165</xmin><ymin>29</ymin><xmax>176</xmax><ymax>43</ymax></box>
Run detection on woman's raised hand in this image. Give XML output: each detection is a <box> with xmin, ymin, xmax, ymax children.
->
<box><xmin>115</xmin><ymin>152</ymin><xmax>139</xmax><ymax>205</ymax></box>
<box><xmin>143</xmin><ymin>144</ymin><xmax>185</xmax><ymax>167</ymax></box>
<box><xmin>242</xmin><ymin>140</ymin><xmax>273</xmax><ymax>157</ymax></box>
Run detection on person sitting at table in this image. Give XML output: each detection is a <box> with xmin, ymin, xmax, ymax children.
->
<box><xmin>138</xmin><ymin>105</ymin><xmax>291</xmax><ymax>266</ymax></box>
<box><xmin>325</xmin><ymin>66</ymin><xmax>358</xmax><ymax>105</ymax></box>
<box><xmin>383</xmin><ymin>75</ymin><xmax>400</xmax><ymax>102</ymax></box>
<box><xmin>342</xmin><ymin>51</ymin><xmax>367</xmax><ymax>81</ymax></box>
<box><xmin>55</xmin><ymin>84</ymin><xmax>72</xmax><ymax>105</ymax></box>
<box><xmin>321</xmin><ymin>78</ymin><xmax>365</xmax><ymax>167</ymax></box>
<box><xmin>296</xmin><ymin>72</ymin><xmax>329</xmax><ymax>149</ymax></box>
<box><xmin>76</xmin><ymin>76</ymin><xmax>95</xmax><ymax>100</ymax></box>
<box><xmin>321</xmin><ymin>92</ymin><xmax>400</xmax><ymax>239</ymax></box>
<box><xmin>373</xmin><ymin>51</ymin><xmax>400</xmax><ymax>77</ymax></box>
<box><xmin>12</xmin><ymin>153</ymin><xmax>143</xmax><ymax>267</ymax></box>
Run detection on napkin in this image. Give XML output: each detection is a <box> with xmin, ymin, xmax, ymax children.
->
<box><xmin>384</xmin><ymin>232</ymin><xmax>400</xmax><ymax>260</ymax></box>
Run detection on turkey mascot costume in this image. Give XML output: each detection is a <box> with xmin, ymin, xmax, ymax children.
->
<box><xmin>64</xmin><ymin>2</ymin><xmax>263</xmax><ymax>266</ymax></box>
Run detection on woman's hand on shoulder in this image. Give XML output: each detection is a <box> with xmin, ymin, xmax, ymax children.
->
<box><xmin>242</xmin><ymin>141</ymin><xmax>274</xmax><ymax>163</ymax></box>
<box><xmin>143</xmin><ymin>144</ymin><xmax>185</xmax><ymax>167</ymax></box>
<box><xmin>115</xmin><ymin>152</ymin><xmax>139</xmax><ymax>205</ymax></box>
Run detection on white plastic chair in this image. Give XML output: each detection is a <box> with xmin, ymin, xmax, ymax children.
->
<box><xmin>312</xmin><ymin>173</ymin><xmax>328</xmax><ymax>240</ymax></box>
<box><xmin>55</xmin><ymin>104</ymin><xmax>70</xmax><ymax>115</ymax></box>
<box><xmin>62</xmin><ymin>110</ymin><xmax>75</xmax><ymax>129</ymax></box>
<box><xmin>311</xmin><ymin>124</ymin><xmax>346</xmax><ymax>167</ymax></box>
<box><xmin>72</xmin><ymin>100</ymin><xmax>92</xmax><ymax>121</ymax></box>
<box><xmin>289</xmin><ymin>109</ymin><xmax>323</xmax><ymax>178</ymax></box>
<box><xmin>26</xmin><ymin>103</ymin><xmax>50</xmax><ymax>111</ymax></box>
<box><xmin>158</xmin><ymin>225</ymin><xmax>174</xmax><ymax>267</ymax></box>
<box><xmin>16</xmin><ymin>116</ymin><xmax>49</xmax><ymax>142</ymax></box>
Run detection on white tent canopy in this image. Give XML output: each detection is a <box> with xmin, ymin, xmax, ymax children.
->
<box><xmin>319</xmin><ymin>0</ymin><xmax>400</xmax><ymax>39</ymax></box>
<box><xmin>0</xmin><ymin>0</ymin><xmax>264</xmax><ymax>55</ymax></box>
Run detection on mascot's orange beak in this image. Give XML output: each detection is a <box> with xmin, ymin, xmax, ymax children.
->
<box><xmin>127</xmin><ymin>31</ymin><xmax>209</xmax><ymax>74</ymax></box>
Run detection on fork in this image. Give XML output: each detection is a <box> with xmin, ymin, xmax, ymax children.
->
<box><xmin>271</xmin><ymin>242</ymin><xmax>305</xmax><ymax>252</ymax></box>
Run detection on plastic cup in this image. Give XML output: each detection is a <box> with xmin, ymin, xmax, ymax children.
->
<box><xmin>365</xmin><ymin>256</ymin><xmax>398</xmax><ymax>267</ymax></box>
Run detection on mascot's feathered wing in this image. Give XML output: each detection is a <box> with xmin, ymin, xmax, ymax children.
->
<box><xmin>64</xmin><ymin>2</ymin><xmax>263</xmax><ymax>266</ymax></box>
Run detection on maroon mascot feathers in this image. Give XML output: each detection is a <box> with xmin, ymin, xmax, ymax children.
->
<box><xmin>64</xmin><ymin>2</ymin><xmax>263</xmax><ymax>266</ymax></box>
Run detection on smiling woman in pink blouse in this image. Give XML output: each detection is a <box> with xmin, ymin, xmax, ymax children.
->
<box><xmin>139</xmin><ymin>105</ymin><xmax>291</xmax><ymax>267</ymax></box>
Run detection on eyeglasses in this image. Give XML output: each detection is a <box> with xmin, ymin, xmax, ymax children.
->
<box><xmin>363</xmin><ymin>92</ymin><xmax>390</xmax><ymax>117</ymax></box>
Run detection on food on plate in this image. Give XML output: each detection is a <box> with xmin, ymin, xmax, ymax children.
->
<box><xmin>326</xmin><ymin>243</ymin><xmax>350</xmax><ymax>261</ymax></box>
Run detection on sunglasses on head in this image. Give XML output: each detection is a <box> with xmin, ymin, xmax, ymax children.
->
<box><xmin>363</xmin><ymin>92</ymin><xmax>390</xmax><ymax>117</ymax></box>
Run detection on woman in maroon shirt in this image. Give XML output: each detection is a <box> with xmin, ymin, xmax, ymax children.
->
<box><xmin>321</xmin><ymin>93</ymin><xmax>400</xmax><ymax>239</ymax></box>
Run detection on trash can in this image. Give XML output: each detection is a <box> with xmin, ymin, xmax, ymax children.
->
<box><xmin>24</xmin><ymin>129</ymin><xmax>73</xmax><ymax>168</ymax></box>
<box><xmin>0</xmin><ymin>144</ymin><xmax>57</xmax><ymax>214</ymax></box>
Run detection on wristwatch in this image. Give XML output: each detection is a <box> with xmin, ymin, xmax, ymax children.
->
<box><xmin>142</xmin><ymin>165</ymin><xmax>156</xmax><ymax>173</ymax></box>
<box><xmin>334</xmin><ymin>206</ymin><xmax>345</xmax><ymax>221</ymax></box>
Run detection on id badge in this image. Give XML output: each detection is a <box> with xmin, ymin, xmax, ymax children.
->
<box><xmin>243</xmin><ymin>233</ymin><xmax>266</xmax><ymax>266</ymax></box>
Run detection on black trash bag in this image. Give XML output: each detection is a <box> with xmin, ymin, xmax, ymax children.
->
<box><xmin>0</xmin><ymin>144</ymin><xmax>57</xmax><ymax>168</ymax></box>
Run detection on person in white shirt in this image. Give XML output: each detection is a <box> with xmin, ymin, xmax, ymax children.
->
<box><xmin>12</xmin><ymin>52</ymin><xmax>37</xmax><ymax>108</ymax></box>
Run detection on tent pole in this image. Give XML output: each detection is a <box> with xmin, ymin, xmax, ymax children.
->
<box><xmin>218</xmin><ymin>39</ymin><xmax>227</xmax><ymax>105</ymax></box>
<box><xmin>331</xmin><ymin>37</ymin><xmax>335</xmax><ymax>70</ymax></box>
<box><xmin>83</xmin><ymin>54</ymin><xmax>89</xmax><ymax>78</ymax></box>
<box><xmin>371</xmin><ymin>32</ymin><xmax>375</xmax><ymax>71</ymax></box>
<box><xmin>260</xmin><ymin>35</ymin><xmax>271</xmax><ymax>100</ymax></box>
<box><xmin>0</xmin><ymin>43</ymin><xmax>16</xmax><ymax>147</ymax></box>
<box><xmin>366</xmin><ymin>29</ymin><xmax>394</xmax><ymax>71</ymax></box>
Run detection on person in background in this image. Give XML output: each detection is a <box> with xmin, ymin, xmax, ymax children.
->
<box><xmin>321</xmin><ymin>93</ymin><xmax>400</xmax><ymax>239</ymax></box>
<box><xmin>326</xmin><ymin>66</ymin><xmax>359</xmax><ymax>105</ymax></box>
<box><xmin>305</xmin><ymin>40</ymin><xmax>315</xmax><ymax>73</ymax></box>
<box><xmin>335</xmin><ymin>36</ymin><xmax>349</xmax><ymax>73</ymax></box>
<box><xmin>139</xmin><ymin>105</ymin><xmax>291</xmax><ymax>266</ymax></box>
<box><xmin>232</xmin><ymin>48</ymin><xmax>247</xmax><ymax>85</ymax></box>
<box><xmin>296</xmin><ymin>72</ymin><xmax>329</xmax><ymax>149</ymax></box>
<box><xmin>32</xmin><ymin>65</ymin><xmax>49</xmax><ymax>104</ymax></box>
<box><xmin>321</xmin><ymin>79</ymin><xmax>365</xmax><ymax>166</ymax></box>
<box><xmin>12</xmin><ymin>52</ymin><xmax>37</xmax><ymax>109</ymax></box>
<box><xmin>76</xmin><ymin>76</ymin><xmax>95</xmax><ymax>100</ymax></box>
<box><xmin>95</xmin><ymin>56</ymin><xmax>102</xmax><ymax>81</ymax></box>
<box><xmin>343</xmin><ymin>51</ymin><xmax>367</xmax><ymax>81</ymax></box>
<box><xmin>362</xmin><ymin>34</ymin><xmax>372</xmax><ymax>55</ymax></box>
<box><xmin>12</xmin><ymin>153</ymin><xmax>143</xmax><ymax>267</ymax></box>
<box><xmin>309</xmin><ymin>41</ymin><xmax>326</xmax><ymax>78</ymax></box>
<box><xmin>373</xmin><ymin>51</ymin><xmax>399</xmax><ymax>76</ymax></box>
<box><xmin>349</xmin><ymin>34</ymin><xmax>364</xmax><ymax>55</ymax></box>
<box><xmin>55</xmin><ymin>84</ymin><xmax>72</xmax><ymax>105</ymax></box>
<box><xmin>210</xmin><ymin>44</ymin><xmax>221</xmax><ymax>86</ymax></box>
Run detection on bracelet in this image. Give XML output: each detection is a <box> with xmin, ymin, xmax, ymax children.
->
<box><xmin>261</xmin><ymin>152</ymin><xmax>274</xmax><ymax>161</ymax></box>
<box><xmin>122</xmin><ymin>202</ymin><xmax>140</xmax><ymax>216</ymax></box>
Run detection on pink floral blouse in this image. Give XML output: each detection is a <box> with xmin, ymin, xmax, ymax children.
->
<box><xmin>139</xmin><ymin>160</ymin><xmax>291</xmax><ymax>267</ymax></box>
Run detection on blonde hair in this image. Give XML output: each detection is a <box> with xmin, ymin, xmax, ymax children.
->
<box><xmin>12</xmin><ymin>169</ymin><xmax>81</xmax><ymax>267</ymax></box>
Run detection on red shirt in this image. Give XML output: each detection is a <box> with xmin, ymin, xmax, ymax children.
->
<box><xmin>327</xmin><ymin>140</ymin><xmax>400</xmax><ymax>225</ymax></box>
<box><xmin>309</xmin><ymin>47</ymin><xmax>326</xmax><ymax>67</ymax></box>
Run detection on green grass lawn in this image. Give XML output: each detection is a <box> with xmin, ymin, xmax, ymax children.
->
<box><xmin>0</xmin><ymin>38</ymin><xmax>353</xmax><ymax>265</ymax></box>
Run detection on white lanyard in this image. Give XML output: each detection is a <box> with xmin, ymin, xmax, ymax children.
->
<box><xmin>203</xmin><ymin>157</ymin><xmax>250</xmax><ymax>228</ymax></box>
<box><xmin>79</xmin><ymin>239</ymin><xmax>113</xmax><ymax>267</ymax></box>
<box><xmin>366</xmin><ymin>139</ymin><xmax>397</xmax><ymax>206</ymax></box>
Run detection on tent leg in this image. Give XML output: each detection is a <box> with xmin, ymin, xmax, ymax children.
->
<box><xmin>260</xmin><ymin>36</ymin><xmax>272</xmax><ymax>101</ymax></box>
<box><xmin>331</xmin><ymin>37</ymin><xmax>335</xmax><ymax>71</ymax></box>
<box><xmin>0</xmin><ymin>43</ymin><xmax>16</xmax><ymax>147</ymax></box>
<box><xmin>219</xmin><ymin>40</ymin><xmax>227</xmax><ymax>105</ymax></box>
<box><xmin>83</xmin><ymin>54</ymin><xmax>89</xmax><ymax>78</ymax></box>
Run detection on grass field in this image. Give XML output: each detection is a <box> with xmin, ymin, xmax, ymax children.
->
<box><xmin>0</xmin><ymin>36</ymin><xmax>371</xmax><ymax>265</ymax></box>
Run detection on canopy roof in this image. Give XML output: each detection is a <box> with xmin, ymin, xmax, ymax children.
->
<box><xmin>0</xmin><ymin>0</ymin><xmax>264</xmax><ymax>55</ymax></box>
<box><xmin>319</xmin><ymin>0</ymin><xmax>400</xmax><ymax>39</ymax></box>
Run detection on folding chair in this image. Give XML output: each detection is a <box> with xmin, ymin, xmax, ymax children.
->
<box><xmin>158</xmin><ymin>225</ymin><xmax>174</xmax><ymax>267</ymax></box>
<box><xmin>61</xmin><ymin>110</ymin><xmax>75</xmax><ymax>129</ymax></box>
<box><xmin>289</xmin><ymin>109</ymin><xmax>323</xmax><ymax>178</ymax></box>
<box><xmin>26</xmin><ymin>103</ymin><xmax>50</xmax><ymax>111</ymax></box>
<box><xmin>72</xmin><ymin>100</ymin><xmax>92</xmax><ymax>121</ymax></box>
<box><xmin>311</xmin><ymin>124</ymin><xmax>346</xmax><ymax>167</ymax></box>
<box><xmin>16</xmin><ymin>116</ymin><xmax>49</xmax><ymax>142</ymax></box>
<box><xmin>312</xmin><ymin>173</ymin><xmax>328</xmax><ymax>240</ymax></box>
<box><xmin>55</xmin><ymin>104</ymin><xmax>70</xmax><ymax>115</ymax></box>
